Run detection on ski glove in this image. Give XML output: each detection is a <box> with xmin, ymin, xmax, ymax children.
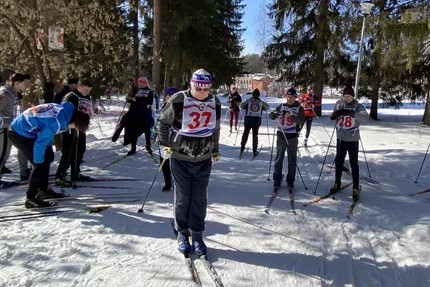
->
<box><xmin>212</xmin><ymin>152</ymin><xmax>221</xmax><ymax>162</ymax></box>
<box><xmin>330</xmin><ymin>109</ymin><xmax>344</xmax><ymax>119</ymax></box>
<box><xmin>160</xmin><ymin>146</ymin><xmax>172</xmax><ymax>159</ymax></box>
<box><xmin>269</xmin><ymin>111</ymin><xmax>279</xmax><ymax>120</ymax></box>
<box><xmin>342</xmin><ymin>110</ymin><xmax>355</xmax><ymax>117</ymax></box>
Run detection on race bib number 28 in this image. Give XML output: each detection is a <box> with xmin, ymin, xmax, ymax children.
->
<box><xmin>337</xmin><ymin>115</ymin><xmax>356</xmax><ymax>130</ymax></box>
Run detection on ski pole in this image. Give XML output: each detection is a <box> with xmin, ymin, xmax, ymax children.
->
<box><xmin>311</xmin><ymin>108</ymin><xmax>335</xmax><ymax>144</ymax></box>
<box><xmin>233</xmin><ymin>109</ymin><xmax>243</xmax><ymax>146</ymax></box>
<box><xmin>313</xmin><ymin>125</ymin><xmax>336</xmax><ymax>194</ymax></box>
<box><xmin>223</xmin><ymin>107</ymin><xmax>230</xmax><ymax>128</ymax></box>
<box><xmin>265</xmin><ymin>111</ymin><xmax>271</xmax><ymax>150</ymax></box>
<box><xmin>115</xmin><ymin>100</ymin><xmax>127</xmax><ymax>130</ymax></box>
<box><xmin>359</xmin><ymin>137</ymin><xmax>371</xmax><ymax>177</ymax></box>
<box><xmin>415</xmin><ymin>140</ymin><xmax>430</xmax><ymax>183</ymax></box>
<box><xmin>267</xmin><ymin>126</ymin><xmax>277</xmax><ymax>181</ymax></box>
<box><xmin>72</xmin><ymin>130</ymin><xmax>79</xmax><ymax>189</ymax></box>
<box><xmin>137</xmin><ymin>158</ymin><xmax>167</xmax><ymax>213</ymax></box>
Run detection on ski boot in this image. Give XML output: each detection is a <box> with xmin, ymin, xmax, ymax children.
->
<box><xmin>25</xmin><ymin>197</ymin><xmax>57</xmax><ymax>208</ymax></box>
<box><xmin>55</xmin><ymin>177</ymin><xmax>73</xmax><ymax>187</ymax></box>
<box><xmin>352</xmin><ymin>186</ymin><xmax>361</xmax><ymax>201</ymax></box>
<box><xmin>127</xmin><ymin>146</ymin><xmax>137</xmax><ymax>156</ymax></box>
<box><xmin>36</xmin><ymin>186</ymin><xmax>69</xmax><ymax>200</ymax></box>
<box><xmin>75</xmin><ymin>173</ymin><xmax>92</xmax><ymax>182</ymax></box>
<box><xmin>177</xmin><ymin>230</ymin><xmax>191</xmax><ymax>254</ymax></box>
<box><xmin>330</xmin><ymin>182</ymin><xmax>341</xmax><ymax>194</ymax></box>
<box><xmin>192</xmin><ymin>231</ymin><xmax>207</xmax><ymax>256</ymax></box>
<box><xmin>303</xmin><ymin>138</ymin><xmax>308</xmax><ymax>147</ymax></box>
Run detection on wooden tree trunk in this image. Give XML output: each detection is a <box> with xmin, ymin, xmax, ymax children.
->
<box><xmin>131</xmin><ymin>0</ymin><xmax>139</xmax><ymax>79</ymax></box>
<box><xmin>314</xmin><ymin>0</ymin><xmax>329</xmax><ymax>116</ymax></box>
<box><xmin>152</xmin><ymin>0</ymin><xmax>162</xmax><ymax>94</ymax></box>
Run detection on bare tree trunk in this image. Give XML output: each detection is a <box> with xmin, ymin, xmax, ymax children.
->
<box><xmin>152</xmin><ymin>0</ymin><xmax>162</xmax><ymax>94</ymax></box>
<box><xmin>423</xmin><ymin>85</ymin><xmax>430</xmax><ymax>125</ymax></box>
<box><xmin>131</xmin><ymin>0</ymin><xmax>139</xmax><ymax>79</ymax></box>
<box><xmin>369</xmin><ymin>31</ymin><xmax>383</xmax><ymax>120</ymax></box>
<box><xmin>314</xmin><ymin>0</ymin><xmax>329</xmax><ymax>116</ymax></box>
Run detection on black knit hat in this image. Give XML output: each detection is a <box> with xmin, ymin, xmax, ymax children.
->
<box><xmin>252</xmin><ymin>88</ymin><xmax>260</xmax><ymax>97</ymax></box>
<box><xmin>343</xmin><ymin>86</ymin><xmax>355</xmax><ymax>97</ymax></box>
<box><xmin>67</xmin><ymin>77</ymin><xmax>79</xmax><ymax>85</ymax></box>
<box><xmin>11</xmin><ymin>73</ymin><xmax>29</xmax><ymax>82</ymax></box>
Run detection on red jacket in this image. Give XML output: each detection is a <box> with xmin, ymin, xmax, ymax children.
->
<box><xmin>298</xmin><ymin>93</ymin><xmax>321</xmax><ymax>118</ymax></box>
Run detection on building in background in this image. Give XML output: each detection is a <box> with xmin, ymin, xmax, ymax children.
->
<box><xmin>234</xmin><ymin>73</ymin><xmax>277</xmax><ymax>96</ymax></box>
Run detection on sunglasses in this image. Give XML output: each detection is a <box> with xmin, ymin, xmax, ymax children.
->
<box><xmin>194</xmin><ymin>87</ymin><xmax>210</xmax><ymax>92</ymax></box>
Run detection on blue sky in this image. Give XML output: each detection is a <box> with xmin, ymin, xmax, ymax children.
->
<box><xmin>241</xmin><ymin>0</ymin><xmax>261</xmax><ymax>55</ymax></box>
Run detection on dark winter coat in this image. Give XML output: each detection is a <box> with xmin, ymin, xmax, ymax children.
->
<box><xmin>227</xmin><ymin>92</ymin><xmax>242</xmax><ymax>112</ymax></box>
<box><xmin>53</xmin><ymin>85</ymin><xmax>71</xmax><ymax>104</ymax></box>
<box><xmin>123</xmin><ymin>87</ymin><xmax>155</xmax><ymax>146</ymax></box>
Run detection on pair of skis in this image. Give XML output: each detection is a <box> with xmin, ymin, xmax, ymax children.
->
<box><xmin>264</xmin><ymin>185</ymin><xmax>296</xmax><ymax>215</ymax></box>
<box><xmin>170</xmin><ymin>219</ymin><xmax>224</xmax><ymax>286</ymax></box>
<box><xmin>303</xmin><ymin>182</ymin><xmax>361</xmax><ymax>218</ymax></box>
<box><xmin>181</xmin><ymin>253</ymin><xmax>224</xmax><ymax>287</ymax></box>
<box><xmin>239</xmin><ymin>145</ymin><xmax>263</xmax><ymax>161</ymax></box>
<box><xmin>0</xmin><ymin>205</ymin><xmax>110</xmax><ymax>223</ymax></box>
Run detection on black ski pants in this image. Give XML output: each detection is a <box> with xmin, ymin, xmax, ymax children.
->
<box><xmin>304</xmin><ymin>117</ymin><xmax>313</xmax><ymax>139</ymax></box>
<box><xmin>55</xmin><ymin>129</ymin><xmax>86</xmax><ymax>180</ymax></box>
<box><xmin>335</xmin><ymin>139</ymin><xmax>359</xmax><ymax>189</ymax></box>
<box><xmin>171</xmin><ymin>157</ymin><xmax>212</xmax><ymax>233</ymax></box>
<box><xmin>8</xmin><ymin>130</ymin><xmax>54</xmax><ymax>198</ymax></box>
<box><xmin>241</xmin><ymin>122</ymin><xmax>260</xmax><ymax>153</ymax></box>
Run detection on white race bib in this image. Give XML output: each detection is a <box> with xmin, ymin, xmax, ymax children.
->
<box><xmin>179</xmin><ymin>96</ymin><xmax>216</xmax><ymax>137</ymax></box>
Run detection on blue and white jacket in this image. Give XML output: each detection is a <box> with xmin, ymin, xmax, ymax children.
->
<box><xmin>11</xmin><ymin>102</ymin><xmax>74</xmax><ymax>163</ymax></box>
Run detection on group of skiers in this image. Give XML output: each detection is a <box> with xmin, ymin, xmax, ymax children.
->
<box><xmin>0</xmin><ymin>68</ymin><xmax>367</xmax><ymax>258</ymax></box>
<box><xmin>0</xmin><ymin>74</ymin><xmax>93</xmax><ymax>208</ymax></box>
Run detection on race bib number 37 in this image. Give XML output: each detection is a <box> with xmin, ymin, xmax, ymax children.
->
<box><xmin>180</xmin><ymin>96</ymin><xmax>216</xmax><ymax>137</ymax></box>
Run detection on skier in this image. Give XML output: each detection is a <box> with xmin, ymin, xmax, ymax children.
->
<box><xmin>54</xmin><ymin>79</ymin><xmax>93</xmax><ymax>186</ymax></box>
<box><xmin>329</xmin><ymin>85</ymin><xmax>368</xmax><ymax>201</ymax></box>
<box><xmin>157</xmin><ymin>69</ymin><xmax>221</xmax><ymax>256</ymax></box>
<box><xmin>297</xmin><ymin>86</ymin><xmax>321</xmax><ymax>146</ymax></box>
<box><xmin>269</xmin><ymin>87</ymin><xmax>305</xmax><ymax>190</ymax></box>
<box><xmin>112</xmin><ymin>76</ymin><xmax>155</xmax><ymax>156</ymax></box>
<box><xmin>8</xmin><ymin>100</ymin><xmax>91</xmax><ymax>208</ymax></box>
<box><xmin>239</xmin><ymin>88</ymin><xmax>270</xmax><ymax>157</ymax></box>
<box><xmin>226</xmin><ymin>84</ymin><xmax>242</xmax><ymax>132</ymax></box>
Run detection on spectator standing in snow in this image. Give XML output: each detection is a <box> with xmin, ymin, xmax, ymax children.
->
<box><xmin>269</xmin><ymin>87</ymin><xmax>305</xmax><ymax>190</ymax></box>
<box><xmin>52</xmin><ymin>78</ymin><xmax>78</xmax><ymax>104</ymax></box>
<box><xmin>54</xmin><ymin>79</ymin><xmax>93</xmax><ymax>186</ymax></box>
<box><xmin>239</xmin><ymin>88</ymin><xmax>270</xmax><ymax>157</ymax></box>
<box><xmin>297</xmin><ymin>86</ymin><xmax>321</xmax><ymax>146</ymax></box>
<box><xmin>157</xmin><ymin>69</ymin><xmax>221</xmax><ymax>256</ymax></box>
<box><xmin>112</xmin><ymin>76</ymin><xmax>155</xmax><ymax>156</ymax></box>
<box><xmin>329</xmin><ymin>85</ymin><xmax>368</xmax><ymax>201</ymax></box>
<box><xmin>226</xmin><ymin>84</ymin><xmax>242</xmax><ymax>133</ymax></box>
<box><xmin>0</xmin><ymin>73</ymin><xmax>31</xmax><ymax>186</ymax></box>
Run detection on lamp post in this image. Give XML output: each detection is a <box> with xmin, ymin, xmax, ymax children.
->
<box><xmin>354</xmin><ymin>1</ymin><xmax>374</xmax><ymax>95</ymax></box>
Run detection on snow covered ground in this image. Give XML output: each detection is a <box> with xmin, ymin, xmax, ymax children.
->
<box><xmin>1</xmin><ymin>95</ymin><xmax>430</xmax><ymax>287</ymax></box>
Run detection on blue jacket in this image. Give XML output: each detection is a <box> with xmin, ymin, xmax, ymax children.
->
<box><xmin>11</xmin><ymin>102</ymin><xmax>74</xmax><ymax>163</ymax></box>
